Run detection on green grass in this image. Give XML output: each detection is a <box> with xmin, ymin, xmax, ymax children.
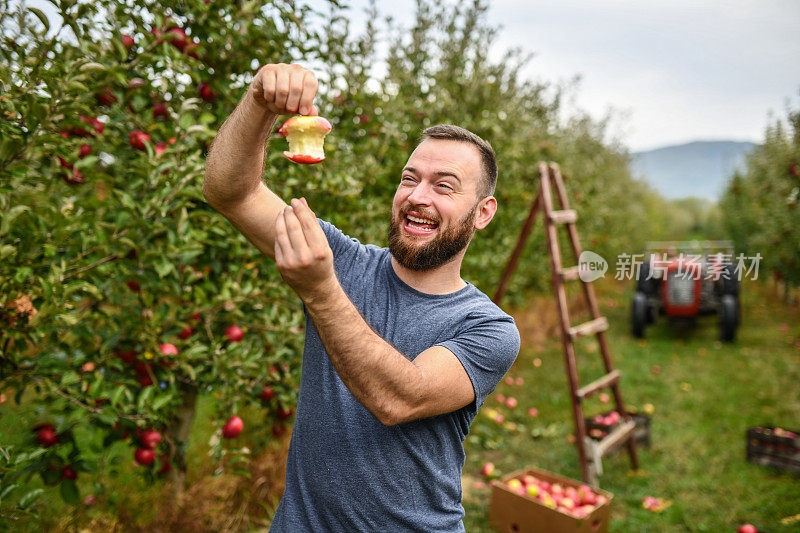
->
<box><xmin>462</xmin><ymin>281</ymin><xmax>800</xmax><ymax>532</ymax></box>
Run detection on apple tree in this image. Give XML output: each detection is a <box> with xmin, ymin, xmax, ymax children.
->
<box><xmin>0</xmin><ymin>0</ymin><xmax>326</xmax><ymax>515</ymax></box>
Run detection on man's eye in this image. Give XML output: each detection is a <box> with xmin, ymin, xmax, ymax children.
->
<box><xmin>438</xmin><ymin>183</ymin><xmax>453</xmax><ymax>190</ymax></box>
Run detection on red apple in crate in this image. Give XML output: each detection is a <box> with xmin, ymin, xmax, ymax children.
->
<box><xmin>222</xmin><ymin>415</ymin><xmax>244</xmax><ymax>438</ymax></box>
<box><xmin>277</xmin><ymin>115</ymin><xmax>332</xmax><ymax>164</ymax></box>
<box><xmin>521</xmin><ymin>474</ymin><xmax>538</xmax><ymax>486</ymax></box>
<box><xmin>481</xmin><ymin>462</ymin><xmax>495</xmax><ymax>477</ymax></box>
<box><xmin>506</xmin><ymin>478</ymin><xmax>524</xmax><ymax>495</ymax></box>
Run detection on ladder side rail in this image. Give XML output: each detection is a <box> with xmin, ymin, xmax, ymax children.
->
<box><xmin>492</xmin><ymin>194</ymin><xmax>542</xmax><ymax>305</ymax></box>
<box><xmin>540</xmin><ymin>164</ymin><xmax>593</xmax><ymax>482</ymax></box>
<box><xmin>549</xmin><ymin>165</ymin><xmax>641</xmax><ymax>472</ymax></box>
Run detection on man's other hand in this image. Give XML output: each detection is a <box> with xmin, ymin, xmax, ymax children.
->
<box><xmin>275</xmin><ymin>198</ymin><xmax>337</xmax><ymax>301</ymax></box>
<box><xmin>250</xmin><ymin>63</ymin><xmax>319</xmax><ymax>116</ymax></box>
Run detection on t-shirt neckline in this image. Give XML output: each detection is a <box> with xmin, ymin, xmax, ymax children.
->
<box><xmin>383</xmin><ymin>251</ymin><xmax>473</xmax><ymax>299</ymax></box>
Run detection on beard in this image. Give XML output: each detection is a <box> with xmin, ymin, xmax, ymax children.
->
<box><xmin>388</xmin><ymin>203</ymin><xmax>478</xmax><ymax>271</ymax></box>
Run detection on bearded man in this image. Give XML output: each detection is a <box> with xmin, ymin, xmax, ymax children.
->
<box><xmin>203</xmin><ymin>63</ymin><xmax>520</xmax><ymax>532</ymax></box>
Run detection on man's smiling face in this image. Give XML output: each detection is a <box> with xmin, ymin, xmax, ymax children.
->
<box><xmin>388</xmin><ymin>138</ymin><xmax>485</xmax><ymax>271</ymax></box>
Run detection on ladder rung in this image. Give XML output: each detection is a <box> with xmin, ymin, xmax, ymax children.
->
<box><xmin>595</xmin><ymin>419</ymin><xmax>636</xmax><ymax>458</ymax></box>
<box><xmin>577</xmin><ymin>370</ymin><xmax>621</xmax><ymax>400</ymax></box>
<box><xmin>568</xmin><ymin>317</ymin><xmax>608</xmax><ymax>338</ymax></box>
<box><xmin>560</xmin><ymin>266</ymin><xmax>581</xmax><ymax>281</ymax></box>
<box><xmin>549</xmin><ymin>209</ymin><xmax>577</xmax><ymax>224</ymax></box>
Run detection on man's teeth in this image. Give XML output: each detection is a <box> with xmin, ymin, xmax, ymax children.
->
<box><xmin>407</xmin><ymin>215</ymin><xmax>437</xmax><ymax>225</ymax></box>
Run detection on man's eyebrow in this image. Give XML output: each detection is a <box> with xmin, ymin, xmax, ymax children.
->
<box><xmin>402</xmin><ymin>166</ymin><xmax>462</xmax><ymax>183</ymax></box>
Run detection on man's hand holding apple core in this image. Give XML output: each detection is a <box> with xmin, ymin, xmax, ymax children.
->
<box><xmin>274</xmin><ymin>198</ymin><xmax>338</xmax><ymax>303</ymax></box>
<box><xmin>250</xmin><ymin>63</ymin><xmax>319</xmax><ymax>117</ymax></box>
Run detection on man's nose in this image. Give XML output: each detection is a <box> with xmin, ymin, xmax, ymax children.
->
<box><xmin>407</xmin><ymin>182</ymin><xmax>432</xmax><ymax>206</ymax></box>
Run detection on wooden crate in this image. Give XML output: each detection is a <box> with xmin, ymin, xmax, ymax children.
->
<box><xmin>746</xmin><ymin>426</ymin><xmax>800</xmax><ymax>475</ymax></box>
<box><xmin>488</xmin><ymin>467</ymin><xmax>613</xmax><ymax>533</ymax></box>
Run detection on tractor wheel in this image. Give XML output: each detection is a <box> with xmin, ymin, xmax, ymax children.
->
<box><xmin>632</xmin><ymin>291</ymin><xmax>647</xmax><ymax>338</ymax></box>
<box><xmin>720</xmin><ymin>263</ymin><xmax>739</xmax><ymax>296</ymax></box>
<box><xmin>637</xmin><ymin>260</ymin><xmax>656</xmax><ymax>295</ymax></box>
<box><xmin>720</xmin><ymin>294</ymin><xmax>738</xmax><ymax>342</ymax></box>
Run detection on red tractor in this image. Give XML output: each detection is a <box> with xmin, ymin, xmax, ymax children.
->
<box><xmin>632</xmin><ymin>241</ymin><xmax>740</xmax><ymax>342</ymax></box>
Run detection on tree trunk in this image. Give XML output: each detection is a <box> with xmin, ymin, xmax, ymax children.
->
<box><xmin>165</xmin><ymin>384</ymin><xmax>198</xmax><ymax>493</ymax></box>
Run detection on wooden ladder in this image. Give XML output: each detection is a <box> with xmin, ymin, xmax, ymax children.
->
<box><xmin>493</xmin><ymin>162</ymin><xmax>640</xmax><ymax>485</ymax></box>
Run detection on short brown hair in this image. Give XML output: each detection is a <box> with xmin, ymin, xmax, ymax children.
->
<box><xmin>420</xmin><ymin>125</ymin><xmax>498</xmax><ymax>198</ymax></box>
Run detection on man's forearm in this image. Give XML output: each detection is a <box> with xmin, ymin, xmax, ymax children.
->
<box><xmin>203</xmin><ymin>89</ymin><xmax>278</xmax><ymax>207</ymax></box>
<box><xmin>305</xmin><ymin>282</ymin><xmax>425</xmax><ymax>426</ymax></box>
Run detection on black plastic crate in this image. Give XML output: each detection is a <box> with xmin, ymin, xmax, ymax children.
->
<box><xmin>584</xmin><ymin>411</ymin><xmax>651</xmax><ymax>449</ymax></box>
<box><xmin>746</xmin><ymin>426</ymin><xmax>800</xmax><ymax>475</ymax></box>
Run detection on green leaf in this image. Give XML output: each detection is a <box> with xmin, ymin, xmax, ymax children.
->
<box><xmin>0</xmin><ymin>483</ymin><xmax>17</xmax><ymax>502</ymax></box>
<box><xmin>79</xmin><ymin>62</ymin><xmax>107</xmax><ymax>73</ymax></box>
<box><xmin>0</xmin><ymin>244</ymin><xmax>15</xmax><ymax>260</ymax></box>
<box><xmin>152</xmin><ymin>393</ymin><xmax>172</xmax><ymax>411</ymax></box>
<box><xmin>59</xmin><ymin>479</ymin><xmax>79</xmax><ymax>505</ymax></box>
<box><xmin>27</xmin><ymin>7</ymin><xmax>50</xmax><ymax>33</ymax></box>
<box><xmin>61</xmin><ymin>371</ymin><xmax>80</xmax><ymax>386</ymax></box>
<box><xmin>137</xmin><ymin>386</ymin><xmax>154</xmax><ymax>411</ymax></box>
<box><xmin>154</xmin><ymin>259</ymin><xmax>174</xmax><ymax>278</ymax></box>
<box><xmin>0</xmin><ymin>205</ymin><xmax>31</xmax><ymax>235</ymax></box>
<box><xmin>110</xmin><ymin>385</ymin><xmax>127</xmax><ymax>407</ymax></box>
<box><xmin>18</xmin><ymin>488</ymin><xmax>44</xmax><ymax>509</ymax></box>
<box><xmin>67</xmin><ymin>80</ymin><xmax>89</xmax><ymax>94</ymax></box>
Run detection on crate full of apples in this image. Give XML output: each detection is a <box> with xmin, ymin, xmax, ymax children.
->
<box><xmin>488</xmin><ymin>467</ymin><xmax>613</xmax><ymax>533</ymax></box>
<box><xmin>585</xmin><ymin>410</ymin><xmax>651</xmax><ymax>448</ymax></box>
<box><xmin>746</xmin><ymin>425</ymin><xmax>800</xmax><ymax>475</ymax></box>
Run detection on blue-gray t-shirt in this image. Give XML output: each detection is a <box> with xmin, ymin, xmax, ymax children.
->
<box><xmin>269</xmin><ymin>220</ymin><xmax>520</xmax><ymax>532</ymax></box>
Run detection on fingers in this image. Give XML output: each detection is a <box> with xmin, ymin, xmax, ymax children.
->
<box><xmin>254</xmin><ymin>64</ymin><xmax>317</xmax><ymax>116</ymax></box>
<box><xmin>298</xmin><ymin>71</ymin><xmax>318</xmax><ymax>116</ymax></box>
<box><xmin>290</xmin><ymin>198</ymin><xmax>328</xmax><ymax>251</ymax></box>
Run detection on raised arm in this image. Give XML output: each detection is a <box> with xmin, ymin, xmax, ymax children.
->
<box><xmin>202</xmin><ymin>63</ymin><xmax>318</xmax><ymax>259</ymax></box>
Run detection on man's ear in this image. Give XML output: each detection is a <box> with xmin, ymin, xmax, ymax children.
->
<box><xmin>474</xmin><ymin>196</ymin><xmax>497</xmax><ymax>230</ymax></box>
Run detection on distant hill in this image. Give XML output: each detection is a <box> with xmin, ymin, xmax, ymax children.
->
<box><xmin>630</xmin><ymin>141</ymin><xmax>756</xmax><ymax>201</ymax></box>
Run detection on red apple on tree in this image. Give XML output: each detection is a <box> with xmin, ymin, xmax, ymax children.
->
<box><xmin>138</xmin><ymin>429</ymin><xmax>162</xmax><ymax>449</ymax></box>
<box><xmin>178</xmin><ymin>325</ymin><xmax>194</xmax><ymax>339</ymax></box>
<box><xmin>152</xmin><ymin>102</ymin><xmax>168</xmax><ymax>119</ymax></box>
<box><xmin>129</xmin><ymin>130</ymin><xmax>151</xmax><ymax>151</ymax></box>
<box><xmin>277</xmin><ymin>406</ymin><xmax>293</xmax><ymax>420</ymax></box>
<box><xmin>35</xmin><ymin>425</ymin><xmax>59</xmax><ymax>447</ymax></box>
<box><xmin>134</xmin><ymin>447</ymin><xmax>155</xmax><ymax>466</ymax></box>
<box><xmin>259</xmin><ymin>385</ymin><xmax>275</xmax><ymax>401</ymax></box>
<box><xmin>222</xmin><ymin>415</ymin><xmax>244</xmax><ymax>438</ymax></box>
<box><xmin>96</xmin><ymin>87</ymin><xmax>117</xmax><ymax>106</ymax></box>
<box><xmin>61</xmin><ymin>465</ymin><xmax>78</xmax><ymax>480</ymax></box>
<box><xmin>225</xmin><ymin>325</ymin><xmax>244</xmax><ymax>342</ymax></box>
<box><xmin>121</xmin><ymin>34</ymin><xmax>134</xmax><ymax>48</ymax></box>
<box><xmin>198</xmin><ymin>82</ymin><xmax>217</xmax><ymax>102</ymax></box>
<box><xmin>78</xmin><ymin>144</ymin><xmax>92</xmax><ymax>158</ymax></box>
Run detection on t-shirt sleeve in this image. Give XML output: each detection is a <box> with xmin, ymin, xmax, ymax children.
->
<box><xmin>438</xmin><ymin>314</ymin><xmax>521</xmax><ymax>410</ymax></box>
<box><xmin>317</xmin><ymin>218</ymin><xmax>374</xmax><ymax>278</ymax></box>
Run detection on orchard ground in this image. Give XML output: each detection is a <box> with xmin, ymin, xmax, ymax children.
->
<box><xmin>1</xmin><ymin>279</ymin><xmax>798</xmax><ymax>531</ymax></box>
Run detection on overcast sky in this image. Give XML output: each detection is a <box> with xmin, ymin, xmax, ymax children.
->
<box><xmin>24</xmin><ymin>0</ymin><xmax>800</xmax><ymax>152</ymax></box>
<box><xmin>340</xmin><ymin>0</ymin><xmax>800</xmax><ymax>151</ymax></box>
